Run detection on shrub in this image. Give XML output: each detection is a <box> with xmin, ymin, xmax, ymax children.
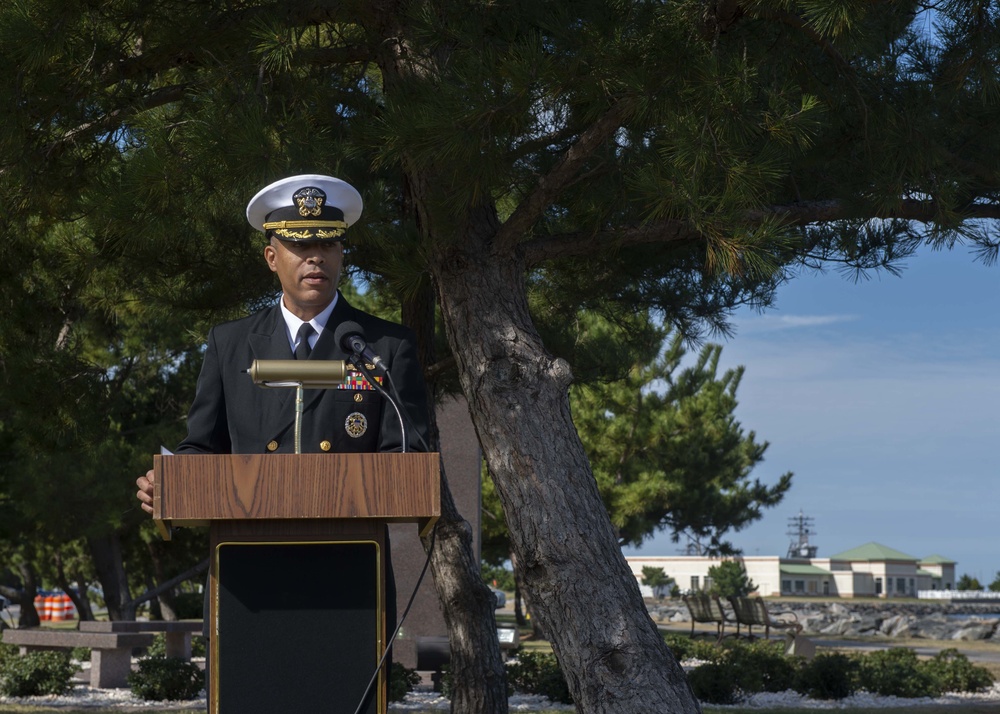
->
<box><xmin>127</xmin><ymin>656</ymin><xmax>203</xmax><ymax>701</ymax></box>
<box><xmin>721</xmin><ymin>638</ymin><xmax>799</xmax><ymax>694</ymax></box>
<box><xmin>794</xmin><ymin>652</ymin><xmax>859</xmax><ymax>700</ymax></box>
<box><xmin>926</xmin><ymin>648</ymin><xmax>993</xmax><ymax>694</ymax></box>
<box><xmin>0</xmin><ymin>642</ymin><xmax>15</xmax><ymax>668</ymax></box>
<box><xmin>145</xmin><ymin>633</ymin><xmax>206</xmax><ymax>659</ymax></box>
<box><xmin>0</xmin><ymin>650</ymin><xmax>77</xmax><ymax>697</ymax></box>
<box><xmin>388</xmin><ymin>662</ymin><xmax>421</xmax><ymax>702</ymax></box>
<box><xmin>856</xmin><ymin>647</ymin><xmax>937</xmax><ymax>698</ymax></box>
<box><xmin>687</xmin><ymin>661</ymin><xmax>741</xmax><ymax>704</ymax></box>
<box><xmin>506</xmin><ymin>651</ymin><xmax>572</xmax><ymax>704</ymax></box>
<box><xmin>663</xmin><ymin>634</ymin><xmax>725</xmax><ymax>664</ymax></box>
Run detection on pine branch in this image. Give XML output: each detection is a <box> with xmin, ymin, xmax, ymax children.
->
<box><xmin>496</xmin><ymin>98</ymin><xmax>635</xmax><ymax>253</ymax></box>
<box><xmin>0</xmin><ymin>84</ymin><xmax>187</xmax><ymax>177</ymax></box>
<box><xmin>522</xmin><ymin>199</ymin><xmax>1000</xmax><ymax>265</ymax></box>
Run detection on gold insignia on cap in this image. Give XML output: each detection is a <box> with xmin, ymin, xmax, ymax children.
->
<box><xmin>294</xmin><ymin>187</ymin><xmax>326</xmax><ymax>217</ymax></box>
<box><xmin>345</xmin><ymin>412</ymin><xmax>368</xmax><ymax>438</ymax></box>
<box><xmin>320</xmin><ymin>440</ymin><xmax>332</xmax><ymax>452</ymax></box>
<box><xmin>266</xmin><ymin>440</ymin><xmax>279</xmax><ymax>452</ymax></box>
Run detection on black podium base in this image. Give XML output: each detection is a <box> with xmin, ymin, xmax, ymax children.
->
<box><xmin>214</xmin><ymin>541</ymin><xmax>381</xmax><ymax>714</ymax></box>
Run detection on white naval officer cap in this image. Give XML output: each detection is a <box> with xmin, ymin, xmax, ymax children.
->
<box><xmin>246</xmin><ymin>174</ymin><xmax>363</xmax><ymax>244</ymax></box>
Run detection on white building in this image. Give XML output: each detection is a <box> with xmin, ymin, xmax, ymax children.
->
<box><xmin>626</xmin><ymin>542</ymin><xmax>956</xmax><ymax>598</ymax></box>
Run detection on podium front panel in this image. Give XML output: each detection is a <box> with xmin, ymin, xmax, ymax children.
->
<box><xmin>214</xmin><ymin>541</ymin><xmax>382</xmax><ymax>714</ymax></box>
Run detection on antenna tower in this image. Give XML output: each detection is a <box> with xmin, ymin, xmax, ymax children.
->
<box><xmin>786</xmin><ymin>510</ymin><xmax>817</xmax><ymax>559</ymax></box>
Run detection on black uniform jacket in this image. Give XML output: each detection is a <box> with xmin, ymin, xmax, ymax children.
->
<box><xmin>176</xmin><ymin>294</ymin><xmax>430</xmax><ymax>455</ymax></box>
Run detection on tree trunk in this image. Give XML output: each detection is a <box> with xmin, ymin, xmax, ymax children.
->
<box><xmin>430</xmin><ymin>218</ymin><xmax>700</xmax><ymax>713</ymax></box>
<box><xmin>403</xmin><ymin>283</ymin><xmax>510</xmax><ymax>714</ymax></box>
<box><xmin>16</xmin><ymin>562</ymin><xmax>40</xmax><ymax>628</ymax></box>
<box><xmin>146</xmin><ymin>540</ymin><xmax>179</xmax><ymax>621</ymax></box>
<box><xmin>87</xmin><ymin>533</ymin><xmax>132</xmax><ymax>621</ymax></box>
<box><xmin>423</xmin><ymin>465</ymin><xmax>509</xmax><ymax>713</ymax></box>
<box><xmin>53</xmin><ymin>551</ymin><xmax>94</xmax><ymax>621</ymax></box>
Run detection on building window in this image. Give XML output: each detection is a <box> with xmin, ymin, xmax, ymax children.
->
<box><xmin>908</xmin><ymin>578</ymin><xmax>914</xmax><ymax>595</ymax></box>
<box><xmin>823</xmin><ymin>581</ymin><xmax>830</xmax><ymax>595</ymax></box>
<box><xmin>782</xmin><ymin>579</ymin><xmax>792</xmax><ymax>593</ymax></box>
<box><xmin>794</xmin><ymin>580</ymin><xmax>805</xmax><ymax>593</ymax></box>
<box><xmin>691</xmin><ymin>576</ymin><xmax>700</xmax><ymax>591</ymax></box>
<box><xmin>897</xmin><ymin>578</ymin><xmax>906</xmax><ymax>595</ymax></box>
<box><xmin>875</xmin><ymin>577</ymin><xmax>883</xmax><ymax>595</ymax></box>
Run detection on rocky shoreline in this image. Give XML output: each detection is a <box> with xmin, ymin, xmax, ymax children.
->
<box><xmin>651</xmin><ymin>599</ymin><xmax>1000</xmax><ymax>641</ymax></box>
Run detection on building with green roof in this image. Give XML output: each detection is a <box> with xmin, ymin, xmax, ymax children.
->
<box><xmin>626</xmin><ymin>540</ymin><xmax>956</xmax><ymax>598</ymax></box>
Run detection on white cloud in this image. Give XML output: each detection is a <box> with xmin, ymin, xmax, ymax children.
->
<box><xmin>735</xmin><ymin>314</ymin><xmax>859</xmax><ymax>334</ymax></box>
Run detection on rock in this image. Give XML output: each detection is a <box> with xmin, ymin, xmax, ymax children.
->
<box><xmin>951</xmin><ymin>621</ymin><xmax>998</xmax><ymax>641</ymax></box>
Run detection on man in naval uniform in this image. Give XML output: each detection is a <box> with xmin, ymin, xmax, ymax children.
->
<box><xmin>135</xmin><ymin>174</ymin><xmax>429</xmax><ymax>711</ymax></box>
<box><xmin>137</xmin><ymin>172</ymin><xmax>429</xmax><ymax>496</ymax></box>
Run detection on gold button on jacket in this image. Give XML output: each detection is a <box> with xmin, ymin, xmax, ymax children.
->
<box><xmin>266</xmin><ymin>440</ymin><xmax>279</xmax><ymax>452</ymax></box>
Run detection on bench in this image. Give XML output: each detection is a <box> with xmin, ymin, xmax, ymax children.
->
<box><xmin>78</xmin><ymin>620</ymin><xmax>203</xmax><ymax>660</ymax></box>
<box><xmin>1</xmin><ymin>620</ymin><xmax>204</xmax><ymax>689</ymax></box>
<box><xmin>682</xmin><ymin>593</ymin><xmax>739</xmax><ymax>642</ymax></box>
<box><xmin>727</xmin><ymin>596</ymin><xmax>802</xmax><ymax>639</ymax></box>
<box><xmin>1</xmin><ymin>628</ymin><xmax>156</xmax><ymax>688</ymax></box>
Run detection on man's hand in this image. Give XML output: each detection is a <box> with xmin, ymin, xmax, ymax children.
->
<box><xmin>136</xmin><ymin>469</ymin><xmax>155</xmax><ymax>514</ymax></box>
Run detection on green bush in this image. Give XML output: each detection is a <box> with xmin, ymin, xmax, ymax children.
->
<box><xmin>687</xmin><ymin>661</ymin><xmax>741</xmax><ymax>704</ymax></box>
<box><xmin>722</xmin><ymin>638</ymin><xmax>799</xmax><ymax>694</ymax></box>
<box><xmin>506</xmin><ymin>651</ymin><xmax>572</xmax><ymax>704</ymax></box>
<box><xmin>926</xmin><ymin>648</ymin><xmax>993</xmax><ymax>694</ymax></box>
<box><xmin>145</xmin><ymin>632</ymin><xmax>207</xmax><ymax>659</ymax></box>
<box><xmin>663</xmin><ymin>634</ymin><xmax>724</xmax><ymax>664</ymax></box>
<box><xmin>856</xmin><ymin>647</ymin><xmax>938</xmax><ymax>698</ymax></box>
<box><xmin>127</xmin><ymin>655</ymin><xmax>203</xmax><ymax>701</ymax></box>
<box><xmin>388</xmin><ymin>662</ymin><xmax>421</xmax><ymax>702</ymax></box>
<box><xmin>0</xmin><ymin>650</ymin><xmax>77</xmax><ymax>697</ymax></box>
<box><xmin>0</xmin><ymin>642</ymin><xmax>15</xmax><ymax>668</ymax></box>
<box><xmin>793</xmin><ymin>652</ymin><xmax>859</xmax><ymax>700</ymax></box>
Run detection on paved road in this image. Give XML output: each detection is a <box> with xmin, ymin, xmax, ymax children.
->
<box><xmin>810</xmin><ymin>637</ymin><xmax>1000</xmax><ymax>664</ymax></box>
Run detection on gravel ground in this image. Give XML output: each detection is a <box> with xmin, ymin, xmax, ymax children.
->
<box><xmin>3</xmin><ymin>683</ymin><xmax>1000</xmax><ymax>711</ymax></box>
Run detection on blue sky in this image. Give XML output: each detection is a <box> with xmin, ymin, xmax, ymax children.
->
<box><xmin>623</xmin><ymin>246</ymin><xmax>1000</xmax><ymax>585</ymax></box>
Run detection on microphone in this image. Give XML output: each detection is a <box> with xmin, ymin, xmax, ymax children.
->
<box><xmin>333</xmin><ymin>320</ymin><xmax>408</xmax><ymax>452</ymax></box>
<box><xmin>333</xmin><ymin>321</ymin><xmax>387</xmax><ymax>374</ymax></box>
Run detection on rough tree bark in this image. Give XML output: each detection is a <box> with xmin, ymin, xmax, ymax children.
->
<box><xmin>428</xmin><ymin>205</ymin><xmax>701</xmax><ymax>713</ymax></box>
<box><xmin>402</xmin><ymin>272</ymin><xmax>509</xmax><ymax>713</ymax></box>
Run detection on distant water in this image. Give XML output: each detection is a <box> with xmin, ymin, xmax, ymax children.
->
<box><xmin>946</xmin><ymin>612</ymin><xmax>1000</xmax><ymax>620</ymax></box>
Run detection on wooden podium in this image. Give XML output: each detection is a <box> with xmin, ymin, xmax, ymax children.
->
<box><xmin>153</xmin><ymin>452</ymin><xmax>440</xmax><ymax>714</ymax></box>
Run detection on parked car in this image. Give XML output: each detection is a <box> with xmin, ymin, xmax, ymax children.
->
<box><xmin>490</xmin><ymin>587</ymin><xmax>506</xmax><ymax>609</ymax></box>
<box><xmin>0</xmin><ymin>594</ymin><xmax>9</xmax><ymax>609</ymax></box>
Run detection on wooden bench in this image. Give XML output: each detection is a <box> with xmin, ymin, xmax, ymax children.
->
<box><xmin>682</xmin><ymin>593</ymin><xmax>739</xmax><ymax>642</ymax></box>
<box><xmin>1</xmin><ymin>620</ymin><xmax>204</xmax><ymax>689</ymax></box>
<box><xmin>727</xmin><ymin>596</ymin><xmax>802</xmax><ymax>639</ymax></box>
<box><xmin>1</xmin><ymin>628</ymin><xmax>156</xmax><ymax>688</ymax></box>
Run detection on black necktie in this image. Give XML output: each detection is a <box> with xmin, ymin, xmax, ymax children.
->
<box><xmin>295</xmin><ymin>323</ymin><xmax>315</xmax><ymax>360</ymax></box>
